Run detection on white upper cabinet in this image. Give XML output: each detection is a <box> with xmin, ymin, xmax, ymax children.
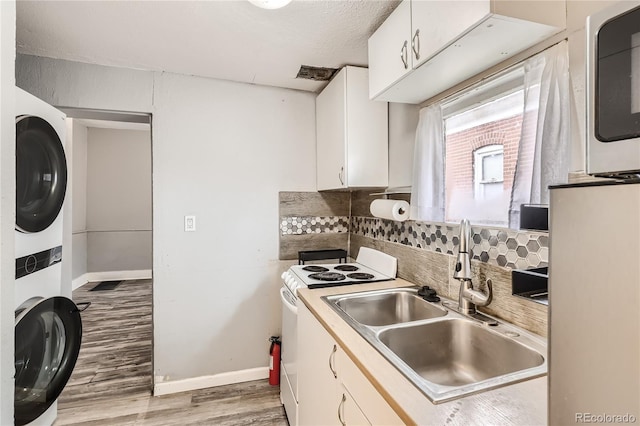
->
<box><xmin>368</xmin><ymin>0</ymin><xmax>566</xmax><ymax>104</ymax></box>
<box><xmin>316</xmin><ymin>66</ymin><xmax>389</xmax><ymax>191</ymax></box>
<box><xmin>410</xmin><ymin>1</ymin><xmax>490</xmax><ymax>68</ymax></box>
<box><xmin>368</xmin><ymin>0</ymin><xmax>413</xmax><ymax>98</ymax></box>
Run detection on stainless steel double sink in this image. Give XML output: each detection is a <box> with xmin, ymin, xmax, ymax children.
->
<box><xmin>322</xmin><ymin>287</ymin><xmax>547</xmax><ymax>403</ymax></box>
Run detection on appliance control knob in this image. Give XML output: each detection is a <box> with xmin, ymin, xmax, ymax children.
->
<box><xmin>25</xmin><ymin>255</ymin><xmax>38</xmax><ymax>274</ymax></box>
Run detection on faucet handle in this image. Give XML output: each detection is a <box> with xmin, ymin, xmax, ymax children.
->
<box><xmin>469</xmin><ymin>279</ymin><xmax>493</xmax><ymax>307</ymax></box>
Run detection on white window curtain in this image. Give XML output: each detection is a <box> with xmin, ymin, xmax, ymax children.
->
<box><xmin>509</xmin><ymin>41</ymin><xmax>571</xmax><ymax>228</ymax></box>
<box><xmin>410</xmin><ymin>104</ymin><xmax>445</xmax><ymax>222</ymax></box>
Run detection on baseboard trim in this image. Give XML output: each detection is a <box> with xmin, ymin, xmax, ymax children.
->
<box><xmin>72</xmin><ymin>270</ymin><xmax>152</xmax><ymax>290</ymax></box>
<box><xmin>153</xmin><ymin>367</ymin><xmax>269</xmax><ymax>396</ymax></box>
<box><xmin>72</xmin><ymin>273</ymin><xmax>89</xmax><ymax>290</ymax></box>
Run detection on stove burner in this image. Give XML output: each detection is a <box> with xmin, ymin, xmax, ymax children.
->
<box><xmin>303</xmin><ymin>265</ymin><xmax>329</xmax><ymax>273</ymax></box>
<box><xmin>308</xmin><ymin>272</ymin><xmax>346</xmax><ymax>282</ymax></box>
<box><xmin>334</xmin><ymin>265</ymin><xmax>359</xmax><ymax>272</ymax></box>
<box><xmin>347</xmin><ymin>272</ymin><xmax>375</xmax><ymax>280</ymax></box>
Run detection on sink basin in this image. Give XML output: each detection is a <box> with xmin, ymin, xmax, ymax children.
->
<box><xmin>322</xmin><ymin>287</ymin><xmax>547</xmax><ymax>403</ymax></box>
<box><xmin>333</xmin><ymin>289</ymin><xmax>447</xmax><ymax>326</ymax></box>
<box><xmin>378</xmin><ymin>318</ymin><xmax>544</xmax><ymax>387</ymax></box>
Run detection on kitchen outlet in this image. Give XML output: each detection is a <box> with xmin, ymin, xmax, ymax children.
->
<box><xmin>184</xmin><ymin>215</ymin><xmax>196</xmax><ymax>232</ymax></box>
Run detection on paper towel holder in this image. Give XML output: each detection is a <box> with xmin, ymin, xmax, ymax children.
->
<box><xmin>370</xmin><ymin>186</ymin><xmax>412</xmax><ymax>199</ymax></box>
<box><xmin>369</xmin><ymin>198</ymin><xmax>411</xmax><ymax>222</ymax></box>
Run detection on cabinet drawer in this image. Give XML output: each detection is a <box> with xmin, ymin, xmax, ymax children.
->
<box><xmin>337</xmin><ymin>350</ymin><xmax>404</xmax><ymax>425</ymax></box>
<box><xmin>339</xmin><ymin>384</ymin><xmax>371</xmax><ymax>426</ymax></box>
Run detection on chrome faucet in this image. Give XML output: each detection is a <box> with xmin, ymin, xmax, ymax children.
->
<box><xmin>454</xmin><ymin>219</ymin><xmax>493</xmax><ymax>316</ymax></box>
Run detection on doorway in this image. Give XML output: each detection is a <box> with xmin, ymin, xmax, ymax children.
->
<box><xmin>59</xmin><ymin>109</ymin><xmax>154</xmax><ymax>405</ymax></box>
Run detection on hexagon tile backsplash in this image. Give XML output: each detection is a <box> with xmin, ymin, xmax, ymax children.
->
<box><xmin>350</xmin><ymin>216</ymin><xmax>548</xmax><ymax>269</ymax></box>
<box><xmin>280</xmin><ymin>216</ymin><xmax>349</xmax><ymax>235</ymax></box>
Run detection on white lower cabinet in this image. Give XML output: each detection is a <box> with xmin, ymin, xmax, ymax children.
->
<box><xmin>336</xmin><ymin>349</ymin><xmax>403</xmax><ymax>425</ymax></box>
<box><xmin>298</xmin><ymin>300</ymin><xmax>403</xmax><ymax>426</ymax></box>
<box><xmin>339</xmin><ymin>385</ymin><xmax>370</xmax><ymax>426</ymax></box>
<box><xmin>298</xmin><ymin>299</ymin><xmax>339</xmax><ymax>425</ymax></box>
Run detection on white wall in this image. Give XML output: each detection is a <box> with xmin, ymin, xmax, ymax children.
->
<box><xmin>16</xmin><ymin>55</ymin><xmax>317</xmax><ymax>387</ymax></box>
<box><xmin>152</xmin><ymin>72</ymin><xmax>315</xmax><ymax>382</ymax></box>
<box><xmin>86</xmin><ymin>127</ymin><xmax>151</xmax><ymax>274</ymax></box>
<box><xmin>0</xmin><ymin>2</ymin><xmax>15</xmax><ymax>423</ymax></box>
<box><xmin>388</xmin><ymin>102</ymin><xmax>419</xmax><ymax>188</ymax></box>
<box><xmin>17</xmin><ymin>56</ymin><xmax>154</xmax><ymax>113</ymax></box>
<box><xmin>69</xmin><ymin>119</ymin><xmax>88</xmax><ymax>284</ymax></box>
<box><xmin>68</xmin><ymin>122</ymin><xmax>153</xmax><ymax>285</ymax></box>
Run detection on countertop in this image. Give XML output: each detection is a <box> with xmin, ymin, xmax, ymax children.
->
<box><xmin>297</xmin><ymin>278</ymin><xmax>547</xmax><ymax>426</ymax></box>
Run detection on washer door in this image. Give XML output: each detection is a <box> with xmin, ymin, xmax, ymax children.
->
<box><xmin>16</xmin><ymin>115</ymin><xmax>67</xmax><ymax>233</ymax></box>
<box><xmin>14</xmin><ymin>297</ymin><xmax>82</xmax><ymax>426</ymax></box>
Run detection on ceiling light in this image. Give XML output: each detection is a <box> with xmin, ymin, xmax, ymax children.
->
<box><xmin>248</xmin><ymin>0</ymin><xmax>292</xmax><ymax>9</ymax></box>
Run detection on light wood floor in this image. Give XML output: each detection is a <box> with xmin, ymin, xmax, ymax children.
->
<box><xmin>55</xmin><ymin>279</ymin><xmax>287</xmax><ymax>425</ymax></box>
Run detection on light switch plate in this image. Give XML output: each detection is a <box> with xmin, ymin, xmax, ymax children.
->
<box><xmin>184</xmin><ymin>215</ymin><xmax>196</xmax><ymax>232</ymax></box>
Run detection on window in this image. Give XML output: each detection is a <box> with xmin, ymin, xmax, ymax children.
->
<box><xmin>410</xmin><ymin>42</ymin><xmax>570</xmax><ymax>229</ymax></box>
<box><xmin>474</xmin><ymin>145</ymin><xmax>504</xmax><ymax>201</ymax></box>
<box><xmin>443</xmin><ymin>74</ymin><xmax>525</xmax><ymax>227</ymax></box>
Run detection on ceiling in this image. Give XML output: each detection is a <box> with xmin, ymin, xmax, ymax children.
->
<box><xmin>16</xmin><ymin>0</ymin><xmax>401</xmax><ymax>93</ymax></box>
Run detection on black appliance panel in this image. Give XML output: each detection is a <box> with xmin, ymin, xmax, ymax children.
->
<box><xmin>596</xmin><ymin>5</ymin><xmax>640</xmax><ymax>142</ymax></box>
<box><xmin>16</xmin><ymin>115</ymin><xmax>67</xmax><ymax>233</ymax></box>
<box><xmin>15</xmin><ymin>246</ymin><xmax>62</xmax><ymax>279</ymax></box>
<box><xmin>14</xmin><ymin>297</ymin><xmax>83</xmax><ymax>426</ymax></box>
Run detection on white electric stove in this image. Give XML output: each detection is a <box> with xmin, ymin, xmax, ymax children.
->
<box><xmin>279</xmin><ymin>247</ymin><xmax>397</xmax><ymax>426</ymax></box>
<box><xmin>282</xmin><ymin>247</ymin><xmax>397</xmax><ymax>296</ymax></box>
<box><xmin>286</xmin><ymin>262</ymin><xmax>393</xmax><ymax>292</ymax></box>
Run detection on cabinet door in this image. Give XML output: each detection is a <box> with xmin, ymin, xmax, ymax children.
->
<box><xmin>337</xmin><ymin>349</ymin><xmax>404</xmax><ymax>425</ymax></box>
<box><xmin>410</xmin><ymin>0</ymin><xmax>490</xmax><ymax>68</ymax></box>
<box><xmin>316</xmin><ymin>68</ymin><xmax>347</xmax><ymax>191</ymax></box>
<box><xmin>345</xmin><ymin>67</ymin><xmax>388</xmax><ymax>188</ymax></box>
<box><xmin>298</xmin><ymin>301</ymin><xmax>340</xmax><ymax>425</ymax></box>
<box><xmin>338</xmin><ymin>386</ymin><xmax>371</xmax><ymax>426</ymax></box>
<box><xmin>367</xmin><ymin>0</ymin><xmax>412</xmax><ymax>99</ymax></box>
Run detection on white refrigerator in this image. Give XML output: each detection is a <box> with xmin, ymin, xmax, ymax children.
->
<box><xmin>549</xmin><ymin>181</ymin><xmax>640</xmax><ymax>424</ymax></box>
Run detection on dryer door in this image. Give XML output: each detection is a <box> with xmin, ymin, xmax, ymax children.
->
<box><xmin>14</xmin><ymin>297</ymin><xmax>82</xmax><ymax>426</ymax></box>
<box><xmin>16</xmin><ymin>115</ymin><xmax>68</xmax><ymax>233</ymax></box>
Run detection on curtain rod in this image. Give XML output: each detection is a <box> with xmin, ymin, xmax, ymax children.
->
<box><xmin>419</xmin><ymin>34</ymin><xmax>569</xmax><ymax>109</ymax></box>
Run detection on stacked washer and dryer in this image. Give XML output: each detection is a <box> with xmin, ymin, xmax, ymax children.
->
<box><xmin>14</xmin><ymin>88</ymin><xmax>86</xmax><ymax>426</ymax></box>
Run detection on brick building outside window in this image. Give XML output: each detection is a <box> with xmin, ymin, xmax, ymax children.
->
<box><xmin>444</xmin><ymin>88</ymin><xmax>534</xmax><ymax>227</ymax></box>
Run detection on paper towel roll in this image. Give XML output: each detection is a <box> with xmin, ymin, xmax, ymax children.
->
<box><xmin>370</xmin><ymin>199</ymin><xmax>410</xmax><ymax>222</ymax></box>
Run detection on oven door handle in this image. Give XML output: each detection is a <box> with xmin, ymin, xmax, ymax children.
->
<box><xmin>280</xmin><ymin>287</ymin><xmax>298</xmax><ymax>315</ymax></box>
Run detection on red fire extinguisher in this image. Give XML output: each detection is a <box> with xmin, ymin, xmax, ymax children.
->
<box><xmin>269</xmin><ymin>336</ymin><xmax>281</xmax><ymax>386</ymax></box>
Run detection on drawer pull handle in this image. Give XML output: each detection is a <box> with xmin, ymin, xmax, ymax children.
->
<box><xmin>338</xmin><ymin>393</ymin><xmax>347</xmax><ymax>426</ymax></box>
<box><xmin>412</xmin><ymin>29</ymin><xmax>421</xmax><ymax>60</ymax></box>
<box><xmin>329</xmin><ymin>344</ymin><xmax>337</xmax><ymax>378</ymax></box>
<box><xmin>400</xmin><ymin>40</ymin><xmax>409</xmax><ymax>69</ymax></box>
